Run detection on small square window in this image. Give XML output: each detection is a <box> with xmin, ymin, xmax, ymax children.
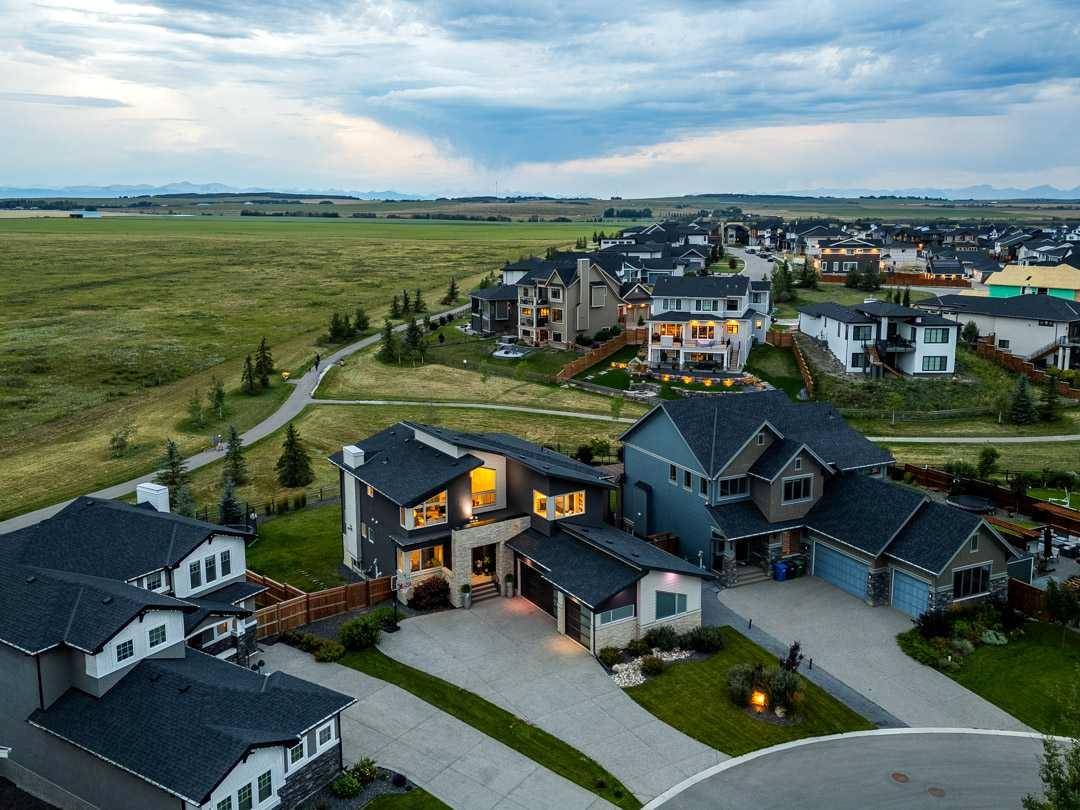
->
<box><xmin>148</xmin><ymin>624</ymin><xmax>167</xmax><ymax>648</ymax></box>
<box><xmin>116</xmin><ymin>639</ymin><xmax>134</xmax><ymax>662</ymax></box>
<box><xmin>318</xmin><ymin>723</ymin><xmax>333</xmax><ymax>745</ymax></box>
<box><xmin>289</xmin><ymin>741</ymin><xmax>305</xmax><ymax>765</ymax></box>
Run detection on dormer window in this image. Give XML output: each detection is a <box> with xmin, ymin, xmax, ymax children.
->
<box><xmin>148</xmin><ymin>624</ymin><xmax>167</xmax><ymax>648</ymax></box>
<box><xmin>146</xmin><ymin>571</ymin><xmax>162</xmax><ymax>590</ymax></box>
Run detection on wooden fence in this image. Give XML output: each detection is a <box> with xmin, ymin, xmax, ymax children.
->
<box><xmin>248</xmin><ymin>571</ymin><xmax>393</xmax><ymax>640</ymax></box>
<box><xmin>976</xmin><ymin>337</ymin><xmax>1080</xmax><ymax>401</ymax></box>
<box><xmin>765</xmin><ymin>329</ymin><xmax>793</xmax><ymax>347</ymax></box>
<box><xmin>556</xmin><ymin>329</ymin><xmax>645</xmax><ymax>381</ymax></box>
<box><xmin>1008</xmin><ymin>578</ymin><xmax>1046</xmax><ymax>617</ymax></box>
<box><xmin>790</xmin><ymin>334</ymin><xmax>815</xmax><ymax>399</ymax></box>
<box><xmin>819</xmin><ymin>272</ymin><xmax>971</xmax><ymax>288</ymax></box>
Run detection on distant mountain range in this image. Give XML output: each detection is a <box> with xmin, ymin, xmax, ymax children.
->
<box><xmin>787</xmin><ymin>184</ymin><xmax>1080</xmax><ymax>201</ymax></box>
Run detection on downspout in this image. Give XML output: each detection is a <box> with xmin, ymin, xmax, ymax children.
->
<box><xmin>36</xmin><ymin>655</ymin><xmax>44</xmax><ymax>709</ymax></box>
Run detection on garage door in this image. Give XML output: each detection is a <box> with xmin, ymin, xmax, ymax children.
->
<box><xmin>563</xmin><ymin>598</ymin><xmax>592</xmax><ymax>651</ymax></box>
<box><xmin>813</xmin><ymin>541</ymin><xmax>869</xmax><ymax>600</ymax></box>
<box><xmin>520</xmin><ymin>563</ymin><xmax>556</xmax><ymax>617</ymax></box>
<box><xmin>892</xmin><ymin>569</ymin><xmax>930</xmax><ymax>619</ymax></box>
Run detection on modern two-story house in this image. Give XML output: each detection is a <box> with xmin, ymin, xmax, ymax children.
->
<box><xmin>621</xmin><ymin>391</ymin><xmax>1017</xmax><ymax>618</ymax></box>
<box><xmin>0</xmin><ymin>486</ymin><xmax>354</xmax><ymax>810</ymax></box>
<box><xmin>331</xmin><ymin>422</ymin><xmax>712</xmax><ymax>654</ymax></box>
<box><xmin>514</xmin><ymin>257</ymin><xmax>626</xmax><ymax>347</ymax></box>
<box><xmin>797</xmin><ymin>300</ymin><xmax>959</xmax><ymax>377</ymax></box>
<box><xmin>813</xmin><ymin>237</ymin><xmax>882</xmax><ymax>276</ymax></box>
<box><xmin>645</xmin><ymin>275</ymin><xmax>771</xmax><ymax>374</ymax></box>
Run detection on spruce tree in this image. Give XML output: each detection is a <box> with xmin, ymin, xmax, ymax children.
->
<box><xmin>209</xmin><ymin>375</ymin><xmax>227</xmax><ymax>419</ymax></box>
<box><xmin>173</xmin><ymin>483</ymin><xmax>196</xmax><ymax>518</ymax></box>
<box><xmin>1042</xmin><ymin>371</ymin><xmax>1061</xmax><ymax>423</ymax></box>
<box><xmin>442</xmin><ymin>276</ymin><xmax>458</xmax><ymax>305</ymax></box>
<box><xmin>402</xmin><ymin>289</ymin><xmax>412</xmax><ymax>312</ymax></box>
<box><xmin>961</xmin><ymin>321</ymin><xmax>979</xmax><ymax>346</ymax></box>
<box><xmin>254</xmin><ymin>337</ymin><xmax>273</xmax><ymax>387</ymax></box>
<box><xmin>413</xmin><ymin>287</ymin><xmax>426</xmax><ymax>313</ymax></box>
<box><xmin>390</xmin><ymin>295</ymin><xmax>401</xmax><ymax>318</ymax></box>
<box><xmin>155</xmin><ymin>439</ymin><xmax>189</xmax><ymax>495</ymax></box>
<box><xmin>276</xmin><ymin>423</ymin><xmax>314</xmax><ymax>488</ymax></box>
<box><xmin>218</xmin><ymin>474</ymin><xmax>242</xmax><ymax>525</ymax></box>
<box><xmin>377</xmin><ymin>319</ymin><xmax>400</xmax><ymax>363</ymax></box>
<box><xmin>241</xmin><ymin>354</ymin><xmax>257</xmax><ymax>394</ymax></box>
<box><xmin>404</xmin><ymin>317</ymin><xmax>425</xmax><ymax>361</ymax></box>
<box><xmin>902</xmin><ymin>287</ymin><xmax>912</xmax><ymax>307</ymax></box>
<box><xmin>224</xmin><ymin>425</ymin><xmax>248</xmax><ymax>485</ymax></box>
<box><xmin>354</xmin><ymin>306</ymin><xmax>370</xmax><ymax>333</ymax></box>
<box><xmin>1010</xmin><ymin>375</ymin><xmax>1038</xmax><ymax>425</ymax></box>
<box><xmin>187</xmin><ymin>391</ymin><xmax>206</xmax><ymax>428</ymax></box>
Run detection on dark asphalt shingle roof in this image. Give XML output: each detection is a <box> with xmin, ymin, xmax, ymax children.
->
<box><xmin>706</xmin><ymin>501</ymin><xmax>804</xmax><ymax>540</ymax></box>
<box><xmin>507</xmin><ymin>528</ymin><xmax>643</xmax><ymax>607</ymax></box>
<box><xmin>562</xmin><ymin>521</ymin><xmax>712</xmax><ymax>578</ymax></box>
<box><xmin>30</xmin><ymin>650</ymin><xmax>354</xmax><ymax>805</ymax></box>
<box><xmin>470</xmin><ymin>284</ymin><xmax>519</xmax><ymax>301</ymax></box>
<box><xmin>885</xmin><ymin>501</ymin><xmax>984</xmax><ymax>574</ymax></box>
<box><xmin>183</xmin><ymin>581</ymin><xmax>266</xmax><ymax>634</ymax></box>
<box><xmin>748</xmin><ymin>439</ymin><xmax>804</xmax><ymax>480</ymax></box>
<box><xmin>805</xmin><ymin>474</ymin><xmax>926</xmax><ymax>557</ymax></box>
<box><xmin>652</xmin><ymin>275</ymin><xmax>750</xmax><ymax>298</ymax></box>
<box><xmin>797</xmin><ymin>302</ymin><xmax>874</xmax><ymax>324</ymax></box>
<box><xmin>916</xmin><ymin>293</ymin><xmax>1080</xmax><ymax>322</ymax></box>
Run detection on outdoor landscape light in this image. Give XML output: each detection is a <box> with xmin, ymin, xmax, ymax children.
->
<box><xmin>751</xmin><ymin>690</ymin><xmax>767</xmax><ymax>711</ymax></box>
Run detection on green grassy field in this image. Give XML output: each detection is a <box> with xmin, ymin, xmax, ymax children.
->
<box><xmin>745</xmin><ymin>344</ymin><xmax>804</xmax><ymax>399</ymax></box>
<box><xmin>0</xmin><ymin>216</ymin><xmax>593</xmax><ymax>519</ymax></box>
<box><xmin>626</xmin><ymin>627</ymin><xmax>873</xmax><ymax>755</ymax></box>
<box><xmin>365</xmin><ymin>790</ymin><xmax>450</xmax><ymax>810</ymax></box>
<box><xmin>883</xmin><ymin>441</ymin><xmax>1080</xmax><ymax>472</ymax></box>
<box><xmin>773</xmin><ymin>285</ymin><xmax>934</xmax><ymax>319</ymax></box>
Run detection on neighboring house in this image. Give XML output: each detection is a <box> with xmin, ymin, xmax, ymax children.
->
<box><xmin>880</xmin><ymin>241</ymin><xmax>921</xmax><ymax>270</ymax></box>
<box><xmin>788</xmin><ymin>224</ymin><xmax>848</xmax><ymax>256</ymax></box>
<box><xmin>331</xmin><ymin>422</ymin><xmax>712</xmax><ymax>654</ymax></box>
<box><xmin>987</xmin><ymin>263</ymin><xmax>1080</xmax><ymax>300</ymax></box>
<box><xmin>797</xmin><ymin>300</ymin><xmax>959</xmax><ymax>376</ymax></box>
<box><xmin>924</xmin><ymin>246</ymin><xmax>966</xmax><ymax>279</ymax></box>
<box><xmin>645</xmin><ymin>275</ymin><xmax>771</xmax><ymax>374</ymax></box>
<box><xmin>0</xmin><ymin>486</ymin><xmax>353</xmax><ymax>810</ymax></box>
<box><xmin>916</xmin><ymin>293</ymin><xmax>1080</xmax><ymax>369</ymax></box>
<box><xmin>620</xmin><ymin>391</ymin><xmax>1016</xmax><ymax>616</ymax></box>
<box><xmin>469</xmin><ymin>284</ymin><xmax>518</xmax><ymax>336</ymax></box>
<box><xmin>813</xmin><ymin>237</ymin><xmax>882</xmax><ymax>276</ymax></box>
<box><xmin>515</xmin><ymin>257</ymin><xmax>625</xmax><ymax>347</ymax></box>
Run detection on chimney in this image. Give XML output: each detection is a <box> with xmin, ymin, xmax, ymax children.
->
<box><xmin>136</xmin><ymin>482</ymin><xmax>170</xmax><ymax>513</ymax></box>
<box><xmin>343</xmin><ymin>445</ymin><xmax>365</xmax><ymax>467</ymax></box>
<box><xmin>577</xmin><ymin>257</ymin><xmax>590</xmax><ymax>276</ymax></box>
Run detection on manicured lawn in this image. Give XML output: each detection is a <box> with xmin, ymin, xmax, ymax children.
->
<box><xmin>365</xmin><ymin>789</ymin><xmax>450</xmax><ymax>809</ymax></box>
<box><xmin>625</xmin><ymin>627</ymin><xmax>873</xmax><ymax>756</ymax></box>
<box><xmin>1030</xmin><ymin>487</ymin><xmax>1080</xmax><ymax>509</ymax></box>
<box><xmin>745</xmin><ymin>344</ymin><xmax>804</xmax><ymax>400</ymax></box>
<box><xmin>573</xmin><ymin>345</ymin><xmax>642</xmax><ymax>390</ymax></box>
<box><xmin>247</xmin><ymin>504</ymin><xmax>345</xmax><ymax>591</ymax></box>
<box><xmin>919</xmin><ymin>623</ymin><xmax>1080</xmax><ymax>735</ymax></box>
<box><xmin>341</xmin><ymin>648</ymin><xmax>640</xmax><ymax>809</ymax></box>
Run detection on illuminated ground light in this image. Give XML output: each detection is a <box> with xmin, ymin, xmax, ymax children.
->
<box><xmin>751</xmin><ymin>690</ymin><xmax>768</xmax><ymax>712</ymax></box>
<box><xmin>723</xmin><ymin>378</ymin><xmax>734</xmax><ymax>387</ymax></box>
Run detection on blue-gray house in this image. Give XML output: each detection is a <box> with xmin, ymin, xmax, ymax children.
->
<box><xmin>619</xmin><ymin>391</ymin><xmax>1017</xmax><ymax>615</ymax></box>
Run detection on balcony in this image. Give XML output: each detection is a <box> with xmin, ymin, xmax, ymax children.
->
<box><xmin>876</xmin><ymin>336</ymin><xmax>915</xmax><ymax>353</ymax></box>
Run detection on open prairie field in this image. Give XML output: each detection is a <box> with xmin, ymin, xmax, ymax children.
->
<box><xmin>0</xmin><ymin>216</ymin><xmax>593</xmax><ymax>518</ymax></box>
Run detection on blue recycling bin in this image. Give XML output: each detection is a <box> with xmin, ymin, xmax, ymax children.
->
<box><xmin>772</xmin><ymin>561</ymin><xmax>788</xmax><ymax>581</ymax></box>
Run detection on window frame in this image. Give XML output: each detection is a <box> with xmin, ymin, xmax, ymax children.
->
<box><xmin>921</xmin><ymin>355</ymin><xmax>947</xmax><ymax>372</ymax></box>
<box><xmin>145</xmin><ymin>571</ymin><xmax>162</xmax><ymax>591</ymax></box>
<box><xmin>148</xmin><ymin>624</ymin><xmax>167</xmax><ymax>648</ymax></box>
<box><xmin>970</xmin><ymin>534</ymin><xmax>979</xmax><ymax>554</ymax></box>
<box><xmin>598</xmin><ymin>604</ymin><xmax>635</xmax><ymax>625</ymax></box>
<box><xmin>220</xmin><ymin>549</ymin><xmax>231</xmax><ymax>578</ymax></box>
<box><xmin>668</xmin><ymin>464</ymin><xmax>678</xmax><ymax>484</ymax></box>
<box><xmin>683</xmin><ymin>470</ymin><xmax>692</xmax><ymax>491</ymax></box>
<box><xmin>590</xmin><ymin>286</ymin><xmax>607</xmax><ymax>308</ymax></box>
<box><xmin>782</xmin><ymin>475</ymin><xmax>814</xmax><ymax>504</ymax></box>
<box><xmin>216</xmin><ymin>798</ymin><xmax>233</xmax><ymax>810</ymax></box>
<box><xmin>952</xmin><ymin>563</ymin><xmax>991</xmax><ymax>600</ymax></box>
<box><xmin>470</xmin><ymin>466</ymin><xmax>498</xmax><ymax>510</ymax></box>
<box><xmin>655</xmin><ymin>590</ymin><xmax>688</xmax><ymax>620</ymax></box>
<box><xmin>699</xmin><ymin>476</ymin><xmax>708</xmax><ymax>498</ymax></box>
<box><xmin>189</xmin><ymin>560</ymin><xmax>202</xmax><ymax>589</ymax></box>
<box><xmin>533</xmin><ymin>490</ymin><xmax>549</xmax><ymax>519</ymax></box>
<box><xmin>553</xmin><ymin>490</ymin><xmax>586</xmax><ymax>519</ymax></box>
<box><xmin>851</xmin><ymin>325</ymin><xmax>873</xmax><ymax>342</ymax></box>
<box><xmin>204</xmin><ymin>554</ymin><xmax>217</xmax><ymax>583</ymax></box>
<box><xmin>411</xmin><ymin>490</ymin><xmax>448</xmax><ymax>529</ymax></box>
<box><xmin>317</xmin><ymin>722</ymin><xmax>333</xmax><ymax>746</ymax></box>
<box><xmin>289</xmin><ymin>741</ymin><xmax>305</xmax><ymax>767</ymax></box>
<box><xmin>237</xmin><ymin>784</ymin><xmax>253</xmax><ymax>810</ymax></box>
<box><xmin>115</xmin><ymin>639</ymin><xmax>135</xmax><ymax>663</ymax></box>
<box><xmin>923</xmin><ymin>327</ymin><xmax>950</xmax><ymax>344</ymax></box>
<box><xmin>257</xmin><ymin>772</ymin><xmax>272</xmax><ymax>802</ymax></box>
<box><xmin>716</xmin><ymin>476</ymin><xmax>749</xmax><ymax>500</ymax></box>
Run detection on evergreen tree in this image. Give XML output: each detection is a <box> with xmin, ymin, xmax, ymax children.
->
<box><xmin>173</xmin><ymin>482</ymin><xmax>196</xmax><ymax>518</ymax></box>
<box><xmin>354</xmin><ymin>305</ymin><xmax>370</xmax><ymax>333</ymax></box>
<box><xmin>241</xmin><ymin>354</ymin><xmax>257</xmax><ymax>395</ymax></box>
<box><xmin>155</xmin><ymin>439</ymin><xmax>189</xmax><ymax>495</ymax></box>
<box><xmin>223</xmin><ymin>424</ymin><xmax>248</xmax><ymax>485</ymax></box>
<box><xmin>1042</xmin><ymin>371</ymin><xmax>1061</xmax><ymax>423</ymax></box>
<box><xmin>187</xmin><ymin>391</ymin><xmax>206</xmax><ymax>428</ymax></box>
<box><xmin>844</xmin><ymin>267</ymin><xmax>860</xmax><ymax>288</ymax></box>
<box><xmin>376</xmin><ymin>318</ymin><xmax>400</xmax><ymax>363</ymax></box>
<box><xmin>402</xmin><ymin>288</ymin><xmax>412</xmax><ymax>312</ymax></box>
<box><xmin>800</xmin><ymin>262</ymin><xmax>818</xmax><ymax>289</ymax></box>
<box><xmin>860</xmin><ymin>265</ymin><xmax>881</xmax><ymax>290</ymax></box>
<box><xmin>441</xmin><ymin>276</ymin><xmax>458</xmax><ymax>305</ymax></box>
<box><xmin>403</xmin><ymin>317</ymin><xmax>425</xmax><ymax>361</ymax></box>
<box><xmin>1010</xmin><ymin>375</ymin><xmax>1038</xmax><ymax>425</ymax></box>
<box><xmin>327</xmin><ymin>312</ymin><xmax>343</xmax><ymax>341</ymax></box>
<box><xmin>390</xmin><ymin>295</ymin><xmax>401</xmax><ymax>318</ymax></box>
<box><xmin>218</xmin><ymin>474</ymin><xmax>242</xmax><ymax>525</ymax></box>
<box><xmin>413</xmin><ymin>287</ymin><xmax>426</xmax><ymax>313</ymax></box>
<box><xmin>770</xmin><ymin>261</ymin><xmax>793</xmax><ymax>303</ymax></box>
<box><xmin>254</xmin><ymin>337</ymin><xmax>273</xmax><ymax>387</ymax></box>
<box><xmin>961</xmin><ymin>320</ymin><xmax>979</xmax><ymax>346</ymax></box>
<box><xmin>209</xmin><ymin>375</ymin><xmax>227</xmax><ymax>419</ymax></box>
<box><xmin>275</xmin><ymin>423</ymin><xmax>314</xmax><ymax>488</ymax></box>
<box><xmin>902</xmin><ymin>287</ymin><xmax>912</xmax><ymax>307</ymax></box>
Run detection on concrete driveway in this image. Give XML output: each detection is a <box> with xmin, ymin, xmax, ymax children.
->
<box><xmin>711</xmin><ymin>577</ymin><xmax>1029</xmax><ymax>731</ymax></box>
<box><xmin>261</xmin><ymin>643</ymin><xmax>614</xmax><ymax>810</ymax></box>
<box><xmin>379</xmin><ymin>598</ymin><xmax>724</xmax><ymax>802</ymax></box>
<box><xmin>650</xmin><ymin>729</ymin><xmax>1047</xmax><ymax>810</ymax></box>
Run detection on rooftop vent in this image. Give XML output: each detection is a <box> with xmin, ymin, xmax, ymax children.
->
<box><xmin>25</xmin><ymin>575</ymin><xmax>36</xmax><ymax>584</ymax></box>
<box><xmin>101</xmin><ymin>596</ymin><xmax>113</xmax><ymax>604</ymax></box>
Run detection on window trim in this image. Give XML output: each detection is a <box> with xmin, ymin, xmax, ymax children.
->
<box><xmin>782</xmin><ymin>475</ymin><xmax>814</xmax><ymax>504</ymax></box>
<box><xmin>220</xmin><ymin>549</ymin><xmax>231</xmax><ymax>578</ymax></box>
<box><xmin>683</xmin><ymin>470</ymin><xmax>692</xmax><ymax>491</ymax></box>
<box><xmin>952</xmin><ymin>562</ymin><xmax>992</xmax><ymax>601</ymax></box>
<box><xmin>237</xmin><ymin>784</ymin><xmax>253</xmax><ymax>810</ymax></box>
<box><xmin>655</xmin><ymin>590</ymin><xmax>688</xmax><ymax>620</ymax></box>
<box><xmin>668</xmin><ymin>464</ymin><xmax>678</xmax><ymax>484</ymax></box>
<box><xmin>716</xmin><ymin>475</ymin><xmax>750</xmax><ymax>500</ymax></box>
<box><xmin>148</xmin><ymin>624</ymin><xmax>167</xmax><ymax>648</ymax></box>
<box><xmin>598</xmin><ymin>604</ymin><xmax>635</xmax><ymax>625</ymax></box>
<box><xmin>145</xmin><ymin>571</ymin><xmax>162</xmax><ymax>591</ymax></box>
<box><xmin>970</xmin><ymin>534</ymin><xmax>979</xmax><ymax>554</ymax></box>
<box><xmin>288</xmin><ymin>741</ymin><xmax>305</xmax><ymax>767</ymax></box>
<box><xmin>189</xmin><ymin>560</ymin><xmax>202</xmax><ymax>589</ymax></box>
<box><xmin>257</xmin><ymin>771</ymin><xmax>272</xmax><ymax>802</ymax></box>
<box><xmin>115</xmin><ymin>639</ymin><xmax>134</xmax><ymax>663</ymax></box>
<box><xmin>921</xmin><ymin>355</ymin><xmax>948</xmax><ymax>372</ymax></box>
<box><xmin>699</xmin><ymin>476</ymin><xmax>708</xmax><ymax>498</ymax></box>
<box><xmin>317</xmin><ymin>721</ymin><xmax>333</xmax><ymax>746</ymax></box>
<box><xmin>204</xmin><ymin>554</ymin><xmax>217</xmax><ymax>584</ymax></box>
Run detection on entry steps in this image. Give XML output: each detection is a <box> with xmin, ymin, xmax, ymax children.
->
<box><xmin>732</xmin><ymin>567</ymin><xmax>771</xmax><ymax>587</ymax></box>
<box><xmin>471</xmin><ymin>581</ymin><xmax>499</xmax><ymax>603</ymax></box>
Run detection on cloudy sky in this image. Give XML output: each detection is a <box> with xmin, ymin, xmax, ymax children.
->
<box><xmin>3</xmin><ymin>0</ymin><xmax>1080</xmax><ymax>196</ymax></box>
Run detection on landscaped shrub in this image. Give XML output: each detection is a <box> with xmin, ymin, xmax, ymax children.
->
<box><xmin>408</xmin><ymin>577</ymin><xmax>450</xmax><ymax>611</ymax></box>
<box><xmin>915</xmin><ymin>608</ymin><xmax>952</xmax><ymax>639</ymax></box>
<box><xmin>897</xmin><ymin>629</ymin><xmax>939</xmax><ymax>667</ymax></box>
<box><xmin>643</xmin><ymin>625</ymin><xmax>679</xmax><ymax>652</ymax></box>
<box><xmin>640</xmin><ymin>655</ymin><xmax>665</xmax><ymax>677</ymax></box>
<box><xmin>349</xmin><ymin>757</ymin><xmax>377</xmax><ymax>785</ymax></box>
<box><xmin>598</xmin><ymin>647</ymin><xmax>623</xmax><ymax>668</ymax></box>
<box><xmin>329</xmin><ymin>773</ymin><xmax>361</xmax><ymax>799</ymax></box>
<box><xmin>391</xmin><ymin>772</ymin><xmax>407</xmax><ymax>788</ymax></box>
<box><xmin>726</xmin><ymin>662</ymin><xmax>756</xmax><ymax>705</ymax></box>
<box><xmin>994</xmin><ymin>602</ymin><xmax>1027</xmax><ymax>632</ymax></box>
<box><xmin>279</xmin><ymin>630</ymin><xmax>302</xmax><ymax>647</ymax></box>
<box><xmin>314</xmin><ymin>640</ymin><xmax>345</xmax><ymax>662</ymax></box>
<box><xmin>952</xmin><ymin>619</ymin><xmax>978</xmax><ymax>642</ymax></box>
<box><xmin>371</xmin><ymin>605</ymin><xmax>398</xmax><ymax>629</ymax></box>
<box><xmin>339</xmin><ymin>615</ymin><xmax>381</xmax><ymax>650</ymax></box>
<box><xmin>981</xmin><ymin>629</ymin><xmax>1008</xmax><ymax>646</ymax></box>
<box><xmin>679</xmin><ymin>625</ymin><xmax>725</xmax><ymax>653</ymax></box>
<box><xmin>950</xmin><ymin>638</ymin><xmax>975</xmax><ymax>656</ymax></box>
<box><xmin>764</xmin><ymin>666</ymin><xmax>799</xmax><ymax>711</ymax></box>
<box><xmin>625</xmin><ymin>638</ymin><xmax>651</xmax><ymax>657</ymax></box>
<box><xmin>298</xmin><ymin>634</ymin><xmax>323</xmax><ymax>653</ymax></box>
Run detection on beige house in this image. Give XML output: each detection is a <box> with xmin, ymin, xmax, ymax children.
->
<box><xmin>516</xmin><ymin>257</ymin><xmax>626</xmax><ymax>347</ymax></box>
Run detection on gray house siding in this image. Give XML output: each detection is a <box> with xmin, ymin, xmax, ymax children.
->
<box><xmin>0</xmin><ymin>645</ymin><xmax>177</xmax><ymax>810</ymax></box>
<box><xmin>755</xmin><ymin>452</ymin><xmax>827</xmax><ymax>523</ymax></box>
<box><xmin>623</xmin><ymin>443</ymin><xmax>712</xmax><ymax>562</ymax></box>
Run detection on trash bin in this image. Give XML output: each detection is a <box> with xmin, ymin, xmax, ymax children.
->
<box><xmin>772</xmin><ymin>561</ymin><xmax>787</xmax><ymax>581</ymax></box>
<box><xmin>792</xmin><ymin>558</ymin><xmax>808</xmax><ymax>578</ymax></box>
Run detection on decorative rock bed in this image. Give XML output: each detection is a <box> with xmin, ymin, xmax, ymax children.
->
<box><xmin>297</xmin><ymin>767</ymin><xmax>416</xmax><ymax>810</ymax></box>
<box><xmin>610</xmin><ymin>647</ymin><xmax>693</xmax><ymax>687</ymax></box>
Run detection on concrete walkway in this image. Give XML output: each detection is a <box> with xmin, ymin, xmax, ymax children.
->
<box><xmin>715</xmin><ymin>578</ymin><xmax>1030</xmax><ymax>731</ymax></box>
<box><xmin>378</xmin><ymin>598</ymin><xmax>724</xmax><ymax>803</ymax></box>
<box><xmin>261</xmin><ymin>642</ymin><xmax>615</xmax><ymax>810</ymax></box>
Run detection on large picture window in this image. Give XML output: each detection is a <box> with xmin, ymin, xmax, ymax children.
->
<box><xmin>412</xmin><ymin>491</ymin><xmax>447</xmax><ymax>528</ymax></box>
<box><xmin>470</xmin><ymin>467</ymin><xmax>497</xmax><ymax>508</ymax></box>
<box><xmin>782</xmin><ymin>476</ymin><xmax>813</xmax><ymax>503</ymax></box>
<box><xmin>922</xmin><ymin>355</ymin><xmax>947</xmax><ymax>372</ymax></box>
<box><xmin>655</xmin><ymin>591</ymin><xmax>688</xmax><ymax>620</ymax></box>
<box><xmin>553</xmin><ymin>491</ymin><xmax>585</xmax><ymax>518</ymax></box>
<box><xmin>717</xmin><ymin>476</ymin><xmax>749</xmax><ymax>499</ymax></box>
<box><xmin>953</xmin><ymin>564</ymin><xmax>991</xmax><ymax>599</ymax></box>
<box><xmin>404</xmin><ymin>545</ymin><xmax>444</xmax><ymax>572</ymax></box>
<box><xmin>852</xmin><ymin>325</ymin><xmax>873</xmax><ymax>341</ymax></box>
<box><xmin>923</xmin><ymin>328</ymin><xmax>951</xmax><ymax>344</ymax></box>
<box><xmin>598</xmin><ymin>604</ymin><xmax>635</xmax><ymax>625</ymax></box>
<box><xmin>690</xmin><ymin>323</ymin><xmax>715</xmax><ymax>340</ymax></box>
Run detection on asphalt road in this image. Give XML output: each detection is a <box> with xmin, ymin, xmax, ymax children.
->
<box><xmin>651</xmin><ymin>730</ymin><xmax>1048</xmax><ymax>810</ymax></box>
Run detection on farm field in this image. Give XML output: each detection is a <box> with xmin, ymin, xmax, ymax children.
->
<box><xmin>0</xmin><ymin>216</ymin><xmax>594</xmax><ymax>519</ymax></box>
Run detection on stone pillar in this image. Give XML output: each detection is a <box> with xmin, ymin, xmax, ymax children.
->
<box><xmin>866</xmin><ymin>569</ymin><xmax>890</xmax><ymax>607</ymax></box>
<box><xmin>556</xmin><ymin>592</ymin><xmax>566</xmax><ymax>635</ymax></box>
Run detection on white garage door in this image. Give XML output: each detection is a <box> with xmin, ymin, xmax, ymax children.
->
<box><xmin>891</xmin><ymin>569</ymin><xmax>930</xmax><ymax>619</ymax></box>
<box><xmin>813</xmin><ymin>541</ymin><xmax>869</xmax><ymax>600</ymax></box>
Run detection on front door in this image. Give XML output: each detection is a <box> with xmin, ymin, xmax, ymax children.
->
<box><xmin>563</xmin><ymin>598</ymin><xmax>592</xmax><ymax>650</ymax></box>
<box><xmin>471</xmin><ymin>544</ymin><xmax>496</xmax><ymax>583</ymax></box>
<box><xmin>735</xmin><ymin>538</ymin><xmax>750</xmax><ymax>563</ymax></box>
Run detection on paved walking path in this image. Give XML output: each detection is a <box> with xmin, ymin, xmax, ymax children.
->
<box><xmin>868</xmin><ymin>432</ymin><xmax>1080</xmax><ymax>444</ymax></box>
<box><xmin>315</xmin><ymin>398</ymin><xmax>637</xmax><ymax>424</ymax></box>
<box><xmin>261</xmin><ymin>643</ymin><xmax>616</xmax><ymax>810</ymax></box>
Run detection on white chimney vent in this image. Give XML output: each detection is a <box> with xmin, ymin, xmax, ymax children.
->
<box><xmin>136</xmin><ymin>482</ymin><xmax>170</xmax><ymax>513</ymax></box>
<box><xmin>343</xmin><ymin>445</ymin><xmax>365</xmax><ymax>467</ymax></box>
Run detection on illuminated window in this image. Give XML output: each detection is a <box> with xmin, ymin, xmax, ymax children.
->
<box><xmin>471</xmin><ymin>467</ymin><xmax>497</xmax><ymax>508</ymax></box>
<box><xmin>725</xmin><ymin>322</ymin><xmax>739</xmax><ymax>335</ymax></box>
<box><xmin>411</xmin><ymin>491</ymin><xmax>447</xmax><ymax>528</ymax></box>
<box><xmin>657</xmin><ymin>323</ymin><xmax>680</xmax><ymax>337</ymax></box>
<box><xmin>405</xmin><ymin>545</ymin><xmax>443</xmax><ymax>572</ymax></box>
<box><xmin>533</xmin><ymin>490</ymin><xmax>548</xmax><ymax>518</ymax></box>
<box><xmin>553</xmin><ymin>491</ymin><xmax>585</xmax><ymax>518</ymax></box>
<box><xmin>690</xmin><ymin>324</ymin><xmax>715</xmax><ymax>340</ymax></box>
<box><xmin>366</xmin><ymin>485</ymin><xmax>374</xmax><ymax>497</ymax></box>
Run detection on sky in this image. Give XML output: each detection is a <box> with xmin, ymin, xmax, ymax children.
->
<box><xmin>2</xmin><ymin>0</ymin><xmax>1080</xmax><ymax>197</ymax></box>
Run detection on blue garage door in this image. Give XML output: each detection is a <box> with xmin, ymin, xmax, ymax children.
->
<box><xmin>813</xmin><ymin>542</ymin><xmax>868</xmax><ymax>600</ymax></box>
<box><xmin>892</xmin><ymin>569</ymin><xmax>930</xmax><ymax>619</ymax></box>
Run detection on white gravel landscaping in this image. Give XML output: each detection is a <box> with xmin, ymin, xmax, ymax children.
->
<box><xmin>611</xmin><ymin>648</ymin><xmax>693</xmax><ymax>688</ymax></box>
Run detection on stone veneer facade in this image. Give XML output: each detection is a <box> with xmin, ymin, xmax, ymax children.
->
<box><xmin>447</xmin><ymin>516</ymin><xmax>531</xmax><ymax>608</ymax></box>
<box><xmin>593</xmin><ymin>617</ymin><xmax>639</xmax><ymax>651</ymax></box>
<box><xmin>639</xmin><ymin>609</ymin><xmax>702</xmax><ymax>638</ymax></box>
<box><xmin>278</xmin><ymin>746</ymin><xmax>342</xmax><ymax>809</ymax></box>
